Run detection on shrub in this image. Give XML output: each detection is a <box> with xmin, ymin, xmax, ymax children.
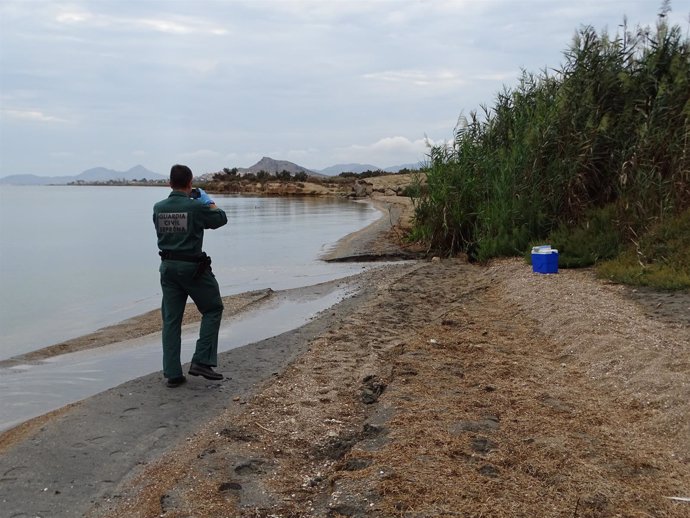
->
<box><xmin>596</xmin><ymin>208</ymin><xmax>690</xmax><ymax>289</ymax></box>
<box><xmin>546</xmin><ymin>206</ymin><xmax>622</xmax><ymax>268</ymax></box>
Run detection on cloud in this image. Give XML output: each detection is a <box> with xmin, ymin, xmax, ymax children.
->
<box><xmin>333</xmin><ymin>136</ymin><xmax>434</xmax><ymax>166</ymax></box>
<box><xmin>137</xmin><ymin>17</ymin><xmax>228</xmax><ymax>36</ymax></box>
<box><xmin>285</xmin><ymin>148</ymin><xmax>316</xmax><ymax>162</ymax></box>
<box><xmin>357</xmin><ymin>136</ymin><xmax>433</xmax><ymax>153</ymax></box>
<box><xmin>1</xmin><ymin>109</ymin><xmax>67</xmax><ymax>123</ymax></box>
<box><xmin>179</xmin><ymin>149</ymin><xmax>222</xmax><ymax>160</ymax></box>
<box><xmin>184</xmin><ymin>58</ymin><xmax>223</xmax><ymax>74</ymax></box>
<box><xmin>473</xmin><ymin>72</ymin><xmax>519</xmax><ymax>82</ymax></box>
<box><xmin>363</xmin><ymin>69</ymin><xmax>468</xmax><ymax>90</ymax></box>
<box><xmin>56</xmin><ymin>11</ymin><xmax>93</xmax><ymax>24</ymax></box>
<box><xmin>55</xmin><ymin>8</ymin><xmax>228</xmax><ymax>36</ymax></box>
<box><xmin>49</xmin><ymin>151</ymin><xmax>75</xmax><ymax>159</ymax></box>
<box><xmin>255</xmin><ymin>0</ymin><xmax>380</xmax><ymax>20</ymax></box>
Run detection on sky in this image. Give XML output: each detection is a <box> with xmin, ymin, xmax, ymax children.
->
<box><xmin>1</xmin><ymin>0</ymin><xmax>688</xmax><ymax>177</ymax></box>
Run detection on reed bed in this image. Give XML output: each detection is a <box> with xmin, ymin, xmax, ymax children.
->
<box><xmin>413</xmin><ymin>9</ymin><xmax>690</xmax><ymax>286</ymax></box>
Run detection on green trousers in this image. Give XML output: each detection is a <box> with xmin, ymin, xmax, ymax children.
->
<box><xmin>159</xmin><ymin>260</ymin><xmax>224</xmax><ymax>379</ymax></box>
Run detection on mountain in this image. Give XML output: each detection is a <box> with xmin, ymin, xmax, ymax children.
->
<box><xmin>0</xmin><ymin>174</ymin><xmax>76</xmax><ymax>185</ymax></box>
<box><xmin>0</xmin><ymin>165</ymin><xmax>165</xmax><ymax>185</ymax></box>
<box><xmin>74</xmin><ymin>165</ymin><xmax>165</xmax><ymax>182</ymax></box>
<box><xmin>383</xmin><ymin>162</ymin><xmax>425</xmax><ymax>173</ymax></box>
<box><xmin>319</xmin><ymin>163</ymin><xmax>381</xmax><ymax>175</ymax></box>
<box><xmin>318</xmin><ymin>162</ymin><xmax>425</xmax><ymax>175</ymax></box>
<box><xmin>238</xmin><ymin>157</ymin><xmax>318</xmax><ymax>176</ymax></box>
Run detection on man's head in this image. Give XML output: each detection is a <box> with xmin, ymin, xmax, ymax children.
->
<box><xmin>170</xmin><ymin>164</ymin><xmax>193</xmax><ymax>191</ymax></box>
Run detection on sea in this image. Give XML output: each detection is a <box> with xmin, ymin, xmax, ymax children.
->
<box><xmin>0</xmin><ymin>185</ymin><xmax>380</xmax><ymax>361</ymax></box>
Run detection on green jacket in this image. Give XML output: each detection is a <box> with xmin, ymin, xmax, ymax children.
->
<box><xmin>153</xmin><ymin>191</ymin><xmax>228</xmax><ymax>255</ymax></box>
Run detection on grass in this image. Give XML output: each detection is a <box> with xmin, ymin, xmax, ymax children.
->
<box><xmin>546</xmin><ymin>206</ymin><xmax>622</xmax><ymax>268</ymax></box>
<box><xmin>596</xmin><ymin>209</ymin><xmax>690</xmax><ymax>289</ymax></box>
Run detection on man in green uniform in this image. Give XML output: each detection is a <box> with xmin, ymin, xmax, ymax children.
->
<box><xmin>153</xmin><ymin>164</ymin><xmax>228</xmax><ymax>387</ymax></box>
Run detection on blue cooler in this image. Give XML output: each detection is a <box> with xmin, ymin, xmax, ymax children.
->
<box><xmin>531</xmin><ymin>246</ymin><xmax>559</xmax><ymax>274</ymax></box>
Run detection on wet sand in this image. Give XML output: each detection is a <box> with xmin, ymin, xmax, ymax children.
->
<box><xmin>0</xmin><ymin>289</ymin><xmax>274</xmax><ymax>368</ymax></box>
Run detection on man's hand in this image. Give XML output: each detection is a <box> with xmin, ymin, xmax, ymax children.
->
<box><xmin>195</xmin><ymin>188</ymin><xmax>214</xmax><ymax>206</ymax></box>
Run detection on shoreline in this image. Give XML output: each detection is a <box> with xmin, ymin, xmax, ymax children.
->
<box><xmin>2</xmin><ymin>193</ymin><xmax>689</xmax><ymax>517</ymax></box>
<box><xmin>0</xmin><ymin>194</ymin><xmax>414</xmax><ymax>368</ymax></box>
<box><xmin>0</xmin><ymin>289</ymin><xmax>274</xmax><ymax>368</ymax></box>
<box><xmin>322</xmin><ymin>196</ymin><xmax>420</xmax><ymax>262</ymax></box>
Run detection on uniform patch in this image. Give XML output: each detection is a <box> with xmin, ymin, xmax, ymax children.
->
<box><xmin>157</xmin><ymin>212</ymin><xmax>188</xmax><ymax>233</ymax></box>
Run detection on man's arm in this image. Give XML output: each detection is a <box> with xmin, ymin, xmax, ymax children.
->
<box><xmin>201</xmin><ymin>203</ymin><xmax>228</xmax><ymax>229</ymax></box>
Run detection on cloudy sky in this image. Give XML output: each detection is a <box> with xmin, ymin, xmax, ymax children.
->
<box><xmin>0</xmin><ymin>0</ymin><xmax>687</xmax><ymax>176</ymax></box>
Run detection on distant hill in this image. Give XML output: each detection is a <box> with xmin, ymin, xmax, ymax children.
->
<box><xmin>319</xmin><ymin>163</ymin><xmax>381</xmax><ymax>175</ymax></box>
<box><xmin>0</xmin><ymin>165</ymin><xmax>165</xmax><ymax>185</ymax></box>
<box><xmin>211</xmin><ymin>157</ymin><xmax>433</xmax><ymax>178</ymax></box>
<box><xmin>0</xmin><ymin>174</ymin><xmax>75</xmax><ymax>185</ymax></box>
<box><xmin>318</xmin><ymin>162</ymin><xmax>425</xmax><ymax>175</ymax></box>
<box><xmin>238</xmin><ymin>157</ymin><xmax>321</xmax><ymax>176</ymax></box>
<box><xmin>384</xmin><ymin>162</ymin><xmax>425</xmax><ymax>173</ymax></box>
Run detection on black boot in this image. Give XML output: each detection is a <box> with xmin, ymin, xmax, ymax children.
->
<box><xmin>189</xmin><ymin>363</ymin><xmax>223</xmax><ymax>381</ymax></box>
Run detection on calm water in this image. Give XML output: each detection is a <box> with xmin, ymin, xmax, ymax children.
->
<box><xmin>0</xmin><ymin>186</ymin><xmax>378</xmax><ymax>360</ymax></box>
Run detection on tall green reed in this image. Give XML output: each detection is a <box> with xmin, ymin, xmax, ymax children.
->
<box><xmin>413</xmin><ymin>9</ymin><xmax>690</xmax><ymax>264</ymax></box>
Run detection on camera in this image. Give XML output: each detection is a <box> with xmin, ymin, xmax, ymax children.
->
<box><xmin>190</xmin><ymin>188</ymin><xmax>201</xmax><ymax>199</ymax></box>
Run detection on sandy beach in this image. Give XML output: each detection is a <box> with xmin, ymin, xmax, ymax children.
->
<box><xmin>1</xmin><ymin>196</ymin><xmax>689</xmax><ymax>517</ymax></box>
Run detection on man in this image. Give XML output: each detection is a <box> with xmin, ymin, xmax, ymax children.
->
<box><xmin>153</xmin><ymin>164</ymin><xmax>228</xmax><ymax>387</ymax></box>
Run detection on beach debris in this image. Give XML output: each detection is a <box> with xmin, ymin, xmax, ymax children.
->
<box><xmin>234</xmin><ymin>458</ymin><xmax>268</xmax><ymax>475</ymax></box>
<box><xmin>218</xmin><ymin>426</ymin><xmax>256</xmax><ymax>442</ymax></box>
<box><xmin>361</xmin><ymin>375</ymin><xmax>387</xmax><ymax>404</ymax></box>
<box><xmin>255</xmin><ymin>422</ymin><xmax>275</xmax><ymax>433</ymax></box>
<box><xmin>471</xmin><ymin>437</ymin><xmax>497</xmax><ymax>453</ymax></box>
<box><xmin>449</xmin><ymin>416</ymin><xmax>500</xmax><ymax>434</ymax></box>
<box><xmin>478</xmin><ymin>464</ymin><xmax>500</xmax><ymax>478</ymax></box>
<box><xmin>666</xmin><ymin>496</ymin><xmax>690</xmax><ymax>502</ymax></box>
<box><xmin>341</xmin><ymin>458</ymin><xmax>373</xmax><ymax>471</ymax></box>
<box><xmin>218</xmin><ymin>481</ymin><xmax>242</xmax><ymax>492</ymax></box>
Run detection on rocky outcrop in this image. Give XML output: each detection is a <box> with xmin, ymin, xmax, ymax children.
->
<box><xmin>351</xmin><ymin>179</ymin><xmax>374</xmax><ymax>198</ymax></box>
<box><xmin>206</xmin><ymin>173</ymin><xmax>425</xmax><ymax>199</ymax></box>
<box><xmin>213</xmin><ymin>180</ymin><xmax>349</xmax><ymax>196</ymax></box>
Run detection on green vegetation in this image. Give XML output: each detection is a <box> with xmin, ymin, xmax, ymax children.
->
<box><xmin>527</xmin><ymin>206</ymin><xmax>623</xmax><ymax>268</ymax></box>
<box><xmin>339</xmin><ymin>168</ymin><xmax>421</xmax><ymax>179</ymax></box>
<box><xmin>212</xmin><ymin>168</ymin><xmax>309</xmax><ymax>183</ymax></box>
<box><xmin>597</xmin><ymin>208</ymin><xmax>690</xmax><ymax>289</ymax></box>
<box><xmin>412</xmin><ymin>5</ymin><xmax>689</xmax><ymax>289</ymax></box>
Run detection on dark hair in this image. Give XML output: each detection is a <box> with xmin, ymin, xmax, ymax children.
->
<box><xmin>170</xmin><ymin>164</ymin><xmax>193</xmax><ymax>189</ymax></box>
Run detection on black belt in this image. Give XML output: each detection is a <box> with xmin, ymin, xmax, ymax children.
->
<box><xmin>159</xmin><ymin>251</ymin><xmax>212</xmax><ymax>279</ymax></box>
<box><xmin>159</xmin><ymin>250</ymin><xmax>204</xmax><ymax>262</ymax></box>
